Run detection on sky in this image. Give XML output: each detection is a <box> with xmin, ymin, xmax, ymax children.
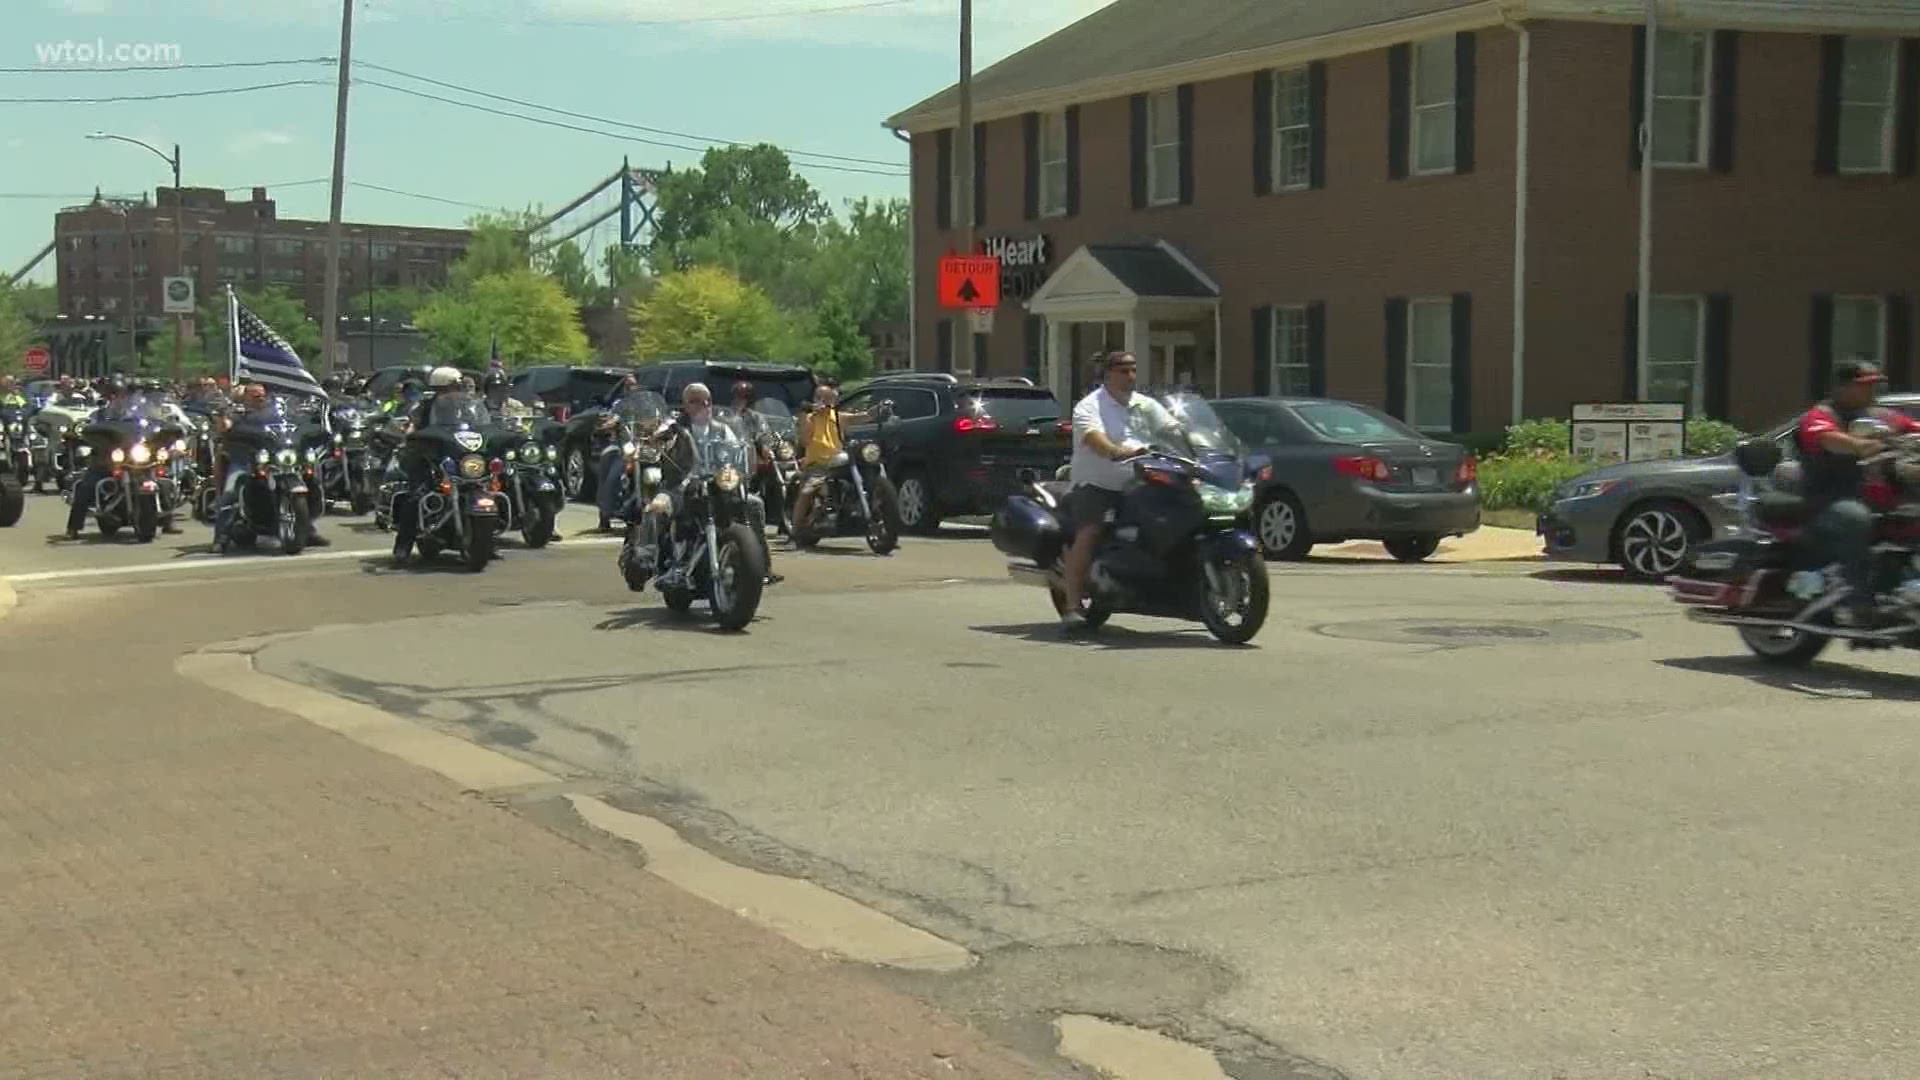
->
<box><xmin>1</xmin><ymin>0</ymin><xmax>1110</xmax><ymax>288</ymax></box>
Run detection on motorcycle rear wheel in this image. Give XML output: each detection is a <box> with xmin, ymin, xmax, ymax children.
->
<box><xmin>1197</xmin><ymin>553</ymin><xmax>1269</xmax><ymax>645</ymax></box>
<box><xmin>1738</xmin><ymin>625</ymin><xmax>1831</xmax><ymax>667</ymax></box>
<box><xmin>865</xmin><ymin>475</ymin><xmax>902</xmax><ymax>555</ymax></box>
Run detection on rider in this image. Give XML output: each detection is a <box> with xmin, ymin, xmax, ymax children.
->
<box><xmin>208</xmin><ymin>382</ymin><xmax>332</xmax><ymax>550</ymax></box>
<box><xmin>389</xmin><ymin>367</ymin><xmax>468</xmax><ymax>565</ymax></box>
<box><xmin>791</xmin><ymin>380</ymin><xmax>889</xmax><ymax>537</ymax></box>
<box><xmin>1794</xmin><ymin>360</ymin><xmax>1920</xmax><ymax>627</ymax></box>
<box><xmin>61</xmin><ymin>376</ymin><xmax>132</xmax><ymax>539</ymax></box>
<box><xmin>1059</xmin><ymin>350</ymin><xmax>1176</xmax><ymax>629</ymax></box>
<box><xmin>626</xmin><ymin>382</ymin><xmax>780</xmax><ymax>587</ymax></box>
<box><xmin>0</xmin><ymin>375</ymin><xmax>24</xmax><ymax>408</ymax></box>
<box><xmin>482</xmin><ymin>367</ymin><xmax>513</xmax><ymax>413</ymax></box>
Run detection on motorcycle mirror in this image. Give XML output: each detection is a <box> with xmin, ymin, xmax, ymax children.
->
<box><xmin>1732</xmin><ymin>437</ymin><xmax>1781</xmax><ymax>479</ymax></box>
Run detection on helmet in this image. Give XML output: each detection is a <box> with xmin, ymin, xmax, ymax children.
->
<box><xmin>484</xmin><ymin>367</ymin><xmax>510</xmax><ymax>391</ymax></box>
<box><xmin>428</xmin><ymin>366</ymin><xmax>462</xmax><ymax>389</ymax></box>
<box><xmin>732</xmin><ymin>380</ymin><xmax>754</xmax><ymax>401</ymax></box>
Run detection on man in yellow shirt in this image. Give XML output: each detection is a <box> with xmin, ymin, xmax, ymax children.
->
<box><xmin>792</xmin><ymin>381</ymin><xmax>888</xmax><ymax>536</ymax></box>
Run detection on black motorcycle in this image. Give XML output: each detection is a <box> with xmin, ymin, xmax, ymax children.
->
<box><xmin>179</xmin><ymin>400</ymin><xmax>225</xmax><ymax>522</ymax></box>
<box><xmin>391</xmin><ymin>396</ymin><xmax>502</xmax><ymax>572</ymax></box>
<box><xmin>0</xmin><ymin>409</ymin><xmax>22</xmax><ymax>526</ymax></box>
<box><xmin>618</xmin><ymin>407</ymin><xmax>766</xmax><ymax>630</ymax></box>
<box><xmin>70</xmin><ymin>394</ymin><xmax>189</xmax><ymax>543</ymax></box>
<box><xmin>789</xmin><ymin>402</ymin><xmax>901</xmax><ymax>554</ymax></box>
<box><xmin>749</xmin><ymin>397</ymin><xmax>801</xmax><ymax>537</ymax></box>
<box><xmin>991</xmin><ymin>391</ymin><xmax>1270</xmax><ymax>645</ymax></box>
<box><xmin>215</xmin><ymin>399</ymin><xmax>314</xmax><ymax>556</ymax></box>
<box><xmin>594</xmin><ymin>391</ymin><xmax>672</xmax><ymax>531</ymax></box>
<box><xmin>484</xmin><ymin>421</ymin><xmax>562</xmax><ymax>548</ymax></box>
<box><xmin>35</xmin><ymin>394</ymin><xmax>96</xmax><ymax>493</ymax></box>
<box><xmin>2</xmin><ymin>402</ymin><xmax>41</xmax><ymax>491</ymax></box>
<box><xmin>314</xmin><ymin>398</ymin><xmax>377</xmax><ymax>515</ymax></box>
<box><xmin>1670</xmin><ymin>427</ymin><xmax>1920</xmax><ymax>666</ymax></box>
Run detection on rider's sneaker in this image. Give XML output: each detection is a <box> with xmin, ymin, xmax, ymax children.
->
<box><xmin>391</xmin><ymin>536</ymin><xmax>413</xmax><ymax>566</ymax></box>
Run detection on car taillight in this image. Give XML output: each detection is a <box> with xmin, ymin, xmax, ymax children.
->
<box><xmin>954</xmin><ymin>415</ymin><xmax>999</xmax><ymax>434</ymax></box>
<box><xmin>1333</xmin><ymin>455</ymin><xmax>1391</xmax><ymax>483</ymax></box>
<box><xmin>1456</xmin><ymin>456</ymin><xmax>1478</xmax><ymax>486</ymax></box>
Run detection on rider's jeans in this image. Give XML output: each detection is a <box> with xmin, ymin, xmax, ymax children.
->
<box><xmin>1808</xmin><ymin>498</ymin><xmax>1877</xmax><ymax>607</ymax></box>
<box><xmin>66</xmin><ymin>463</ymin><xmax>109</xmax><ymax>532</ymax></box>
<box><xmin>596</xmin><ymin>447</ymin><xmax>626</xmax><ymax>525</ymax></box>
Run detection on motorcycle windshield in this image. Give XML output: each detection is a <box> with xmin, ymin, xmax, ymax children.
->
<box><xmin>690</xmin><ymin>408</ymin><xmax>753</xmax><ymax>476</ymax></box>
<box><xmin>612</xmin><ymin>391</ymin><xmax>669</xmax><ymax>432</ymax></box>
<box><xmin>1132</xmin><ymin>392</ymin><xmax>1249</xmax><ymax>488</ymax></box>
<box><xmin>426</xmin><ymin>396</ymin><xmax>492</xmax><ymax>429</ymax></box>
<box><xmin>751</xmin><ymin>397</ymin><xmax>798</xmax><ymax>440</ymax></box>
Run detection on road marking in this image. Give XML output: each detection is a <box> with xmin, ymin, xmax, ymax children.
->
<box><xmin>0</xmin><ymin>577</ymin><xmax>15</xmax><ymax>622</ymax></box>
<box><xmin>6</xmin><ymin>537</ymin><xmax>622</xmax><ymax>586</ymax></box>
<box><xmin>1054</xmin><ymin>1015</ymin><xmax>1233</xmax><ymax>1080</ymax></box>
<box><xmin>567</xmin><ymin>793</ymin><xmax>975</xmax><ymax>974</ymax></box>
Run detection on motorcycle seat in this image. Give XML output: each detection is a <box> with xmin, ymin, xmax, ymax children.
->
<box><xmin>1754</xmin><ymin>492</ymin><xmax>1812</xmax><ymax>528</ymax></box>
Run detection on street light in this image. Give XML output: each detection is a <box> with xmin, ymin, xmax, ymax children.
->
<box><xmin>87</xmin><ymin>131</ymin><xmax>185</xmax><ymax>384</ymax></box>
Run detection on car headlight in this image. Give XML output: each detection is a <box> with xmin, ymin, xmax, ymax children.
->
<box><xmin>256</xmin><ymin>449</ymin><xmax>271</xmax><ymax>465</ymax></box>
<box><xmin>111</xmin><ymin>447</ymin><xmax>126</xmax><ymax>464</ymax></box>
<box><xmin>642</xmin><ymin>465</ymin><xmax>662</xmax><ymax>485</ymax></box>
<box><xmin>1562</xmin><ymin>479</ymin><xmax>1620</xmax><ymax>500</ymax></box>
<box><xmin>276</xmin><ymin>449</ymin><xmax>298</xmax><ymax>468</ymax></box>
<box><xmin>860</xmin><ymin>443</ymin><xmax>881</xmax><ymax>464</ymax></box>
<box><xmin>131</xmin><ymin>444</ymin><xmax>151</xmax><ymax>464</ymax></box>
<box><xmin>459</xmin><ymin>454</ymin><xmax>486</xmax><ymax>479</ymax></box>
<box><xmin>715</xmin><ymin>465</ymin><xmax>741</xmax><ymax>492</ymax></box>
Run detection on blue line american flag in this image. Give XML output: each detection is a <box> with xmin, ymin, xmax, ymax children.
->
<box><xmin>234</xmin><ymin>301</ymin><xmax>325</xmax><ymax>398</ymax></box>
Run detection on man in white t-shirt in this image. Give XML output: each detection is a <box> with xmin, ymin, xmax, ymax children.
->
<box><xmin>1060</xmin><ymin>350</ymin><xmax>1177</xmax><ymax>627</ymax></box>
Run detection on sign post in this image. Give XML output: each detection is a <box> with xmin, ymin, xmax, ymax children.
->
<box><xmin>1570</xmin><ymin>402</ymin><xmax>1687</xmax><ymax>466</ymax></box>
<box><xmin>23</xmin><ymin>345</ymin><xmax>50</xmax><ymax>375</ymax></box>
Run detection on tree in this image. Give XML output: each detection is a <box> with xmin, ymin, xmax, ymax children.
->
<box><xmin>806</xmin><ymin>197</ymin><xmax>908</xmax><ymax>330</ymax></box>
<box><xmin>366</xmin><ymin>285</ymin><xmax>432</xmax><ymax>323</ymax></box>
<box><xmin>415</xmin><ymin>268</ymin><xmax>589</xmax><ymax>365</ymax></box>
<box><xmin>449</xmin><ymin>208</ymin><xmax>543</xmax><ymax>290</ymax></box>
<box><xmin>796</xmin><ymin>288</ymin><xmax>873</xmax><ymax>383</ymax></box>
<box><xmin>192</xmin><ymin>285</ymin><xmax>321</xmax><ymax>373</ymax></box>
<box><xmin>652</xmin><ymin>144</ymin><xmax>828</xmax><ymax>267</ymax></box>
<box><xmin>0</xmin><ymin>290</ymin><xmax>36</xmax><ymax>376</ymax></box>
<box><xmin>602</xmin><ymin>243</ymin><xmax>650</xmax><ymax>307</ymax></box>
<box><xmin>535</xmin><ymin>239</ymin><xmax>598</xmax><ymax>306</ymax></box>
<box><xmin>629</xmin><ymin>266</ymin><xmax>792</xmax><ymax>361</ymax></box>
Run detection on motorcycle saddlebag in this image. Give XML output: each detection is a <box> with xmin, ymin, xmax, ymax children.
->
<box><xmin>991</xmin><ymin>495</ymin><xmax>1063</xmax><ymax>562</ymax></box>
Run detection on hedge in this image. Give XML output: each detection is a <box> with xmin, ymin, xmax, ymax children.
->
<box><xmin>1473</xmin><ymin>417</ymin><xmax>1747</xmax><ymax>513</ymax></box>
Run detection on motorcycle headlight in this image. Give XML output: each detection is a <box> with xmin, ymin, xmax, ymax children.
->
<box><xmin>58</xmin><ymin>425</ymin><xmax>69</xmax><ymax>436</ymax></box>
<box><xmin>79</xmin><ymin>445</ymin><xmax>92</xmax><ymax>457</ymax></box>
<box><xmin>172</xmin><ymin>439</ymin><xmax>187</xmax><ymax>453</ymax></box>
<box><xmin>642</xmin><ymin>465</ymin><xmax>662</xmax><ymax>485</ymax></box>
<box><xmin>131</xmin><ymin>444</ymin><xmax>151</xmax><ymax>464</ymax></box>
<box><xmin>332</xmin><ymin>433</ymin><xmax>344</xmax><ymax>445</ymax></box>
<box><xmin>622</xmin><ymin>441</ymin><xmax>638</xmax><ymax>459</ymax></box>
<box><xmin>7</xmin><ymin>422</ymin><xmax>19</xmax><ymax>435</ymax></box>
<box><xmin>860</xmin><ymin>443</ymin><xmax>881</xmax><ymax>464</ymax></box>
<box><xmin>504</xmin><ymin>449</ymin><xmax>517</xmax><ymax>462</ymax></box>
<box><xmin>459</xmin><ymin>454</ymin><xmax>486</xmax><ymax>479</ymax></box>
<box><xmin>111</xmin><ymin>447</ymin><xmax>126</xmax><ymax>464</ymax></box>
<box><xmin>256</xmin><ymin>449</ymin><xmax>271</xmax><ymax>465</ymax></box>
<box><xmin>776</xmin><ymin>441</ymin><xmax>794</xmax><ymax>461</ymax></box>
<box><xmin>157</xmin><ymin>448</ymin><xmax>171</xmax><ymax>463</ymax></box>
<box><xmin>715</xmin><ymin>465</ymin><xmax>741</xmax><ymax>492</ymax></box>
<box><xmin>525</xmin><ymin>445</ymin><xmax>543</xmax><ymax>464</ymax></box>
<box><xmin>1200</xmin><ymin>482</ymin><xmax>1255</xmax><ymax>516</ymax></box>
<box><xmin>276</xmin><ymin>449</ymin><xmax>298</xmax><ymax>468</ymax></box>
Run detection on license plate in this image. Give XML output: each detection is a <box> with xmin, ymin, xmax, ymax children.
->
<box><xmin>1413</xmin><ymin>467</ymin><xmax>1438</xmax><ymax>486</ymax></box>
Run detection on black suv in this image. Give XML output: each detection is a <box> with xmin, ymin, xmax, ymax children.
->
<box><xmin>631</xmin><ymin>357</ymin><xmax>817</xmax><ymax>410</ymax></box>
<box><xmin>839</xmin><ymin>373</ymin><xmax>1070</xmax><ymax>533</ymax></box>
<box><xmin>509</xmin><ymin>364</ymin><xmax>634</xmax><ymax>420</ymax></box>
<box><xmin>363</xmin><ymin>363</ymin><xmax>482</xmax><ymax>402</ymax></box>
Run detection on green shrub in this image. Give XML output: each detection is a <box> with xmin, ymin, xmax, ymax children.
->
<box><xmin>1478</xmin><ymin>452</ymin><xmax>1594</xmax><ymax>513</ymax></box>
<box><xmin>1502</xmin><ymin>418</ymin><xmax>1572</xmax><ymax>457</ymax></box>
<box><xmin>1686</xmin><ymin>418</ymin><xmax>1743</xmax><ymax>456</ymax></box>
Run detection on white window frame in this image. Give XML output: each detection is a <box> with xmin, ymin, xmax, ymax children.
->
<box><xmin>1642</xmin><ymin>295</ymin><xmax>1706</xmax><ymax>413</ymax></box>
<box><xmin>1837</xmin><ymin>36</ymin><xmax>1900</xmax><ymax>175</ymax></box>
<box><xmin>1270</xmin><ymin>305</ymin><xmax>1312</xmax><ymax>395</ymax></box>
<box><xmin>1410</xmin><ymin>37</ymin><xmax>1457</xmax><ymax>176</ymax></box>
<box><xmin>1145</xmin><ymin>88</ymin><xmax>1182</xmax><ymax>207</ymax></box>
<box><xmin>1038</xmin><ymin>109</ymin><xmax>1069</xmax><ymax>218</ymax></box>
<box><xmin>1832</xmin><ymin>295</ymin><xmax>1888</xmax><ymax>371</ymax></box>
<box><xmin>1272</xmin><ymin>67</ymin><xmax>1313</xmax><ymax>192</ymax></box>
<box><xmin>1649</xmin><ymin>29</ymin><xmax>1713</xmax><ymax>169</ymax></box>
<box><xmin>1405</xmin><ymin>298</ymin><xmax>1455</xmax><ymax>433</ymax></box>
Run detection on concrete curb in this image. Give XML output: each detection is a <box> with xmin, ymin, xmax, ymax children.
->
<box><xmin>1055</xmin><ymin>1016</ymin><xmax>1234</xmax><ymax>1080</ymax></box>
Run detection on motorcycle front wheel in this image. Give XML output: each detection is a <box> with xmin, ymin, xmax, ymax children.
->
<box><xmin>521</xmin><ymin>502</ymin><xmax>555</xmax><ymax>548</ymax></box>
<box><xmin>1197</xmin><ymin>553</ymin><xmax>1269</xmax><ymax>645</ymax></box>
<box><xmin>133</xmin><ymin>495</ymin><xmax>158</xmax><ymax>543</ymax></box>
<box><xmin>0</xmin><ymin>473</ymin><xmax>22</xmax><ymax>527</ymax></box>
<box><xmin>278</xmin><ymin>491</ymin><xmax>308</xmax><ymax>556</ymax></box>
<box><xmin>710</xmin><ymin>521</ymin><xmax>767</xmax><ymax>631</ymax></box>
<box><xmin>462</xmin><ymin>515</ymin><xmax>494</xmax><ymax>572</ymax></box>
<box><xmin>1738</xmin><ymin>624</ymin><xmax>1831</xmax><ymax>667</ymax></box>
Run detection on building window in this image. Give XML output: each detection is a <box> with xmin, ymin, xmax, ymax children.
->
<box><xmin>1411</xmin><ymin>37</ymin><xmax>1457</xmax><ymax>174</ymax></box>
<box><xmin>268</xmin><ymin>237</ymin><xmax>303</xmax><ymax>257</ymax></box>
<box><xmin>131</xmin><ymin>263</ymin><xmax>147</xmax><ymax>277</ymax></box>
<box><xmin>1644</xmin><ymin>296</ymin><xmax>1705</xmax><ymax>409</ymax></box>
<box><xmin>1406</xmin><ymin>299</ymin><xmax>1454</xmax><ymax>432</ymax></box>
<box><xmin>1273</xmin><ymin>67</ymin><xmax>1314</xmax><ymax>191</ymax></box>
<box><xmin>371</xmin><ymin>242</ymin><xmax>396</xmax><ymax>260</ymax></box>
<box><xmin>1832</xmin><ymin>296</ymin><xmax>1887</xmax><ymax>369</ymax></box>
<box><xmin>183</xmin><ymin>263</ymin><xmax>199</xmax><ymax>278</ymax></box>
<box><xmin>101</xmin><ymin>296</ymin><xmax>119</xmax><ymax>312</ymax></box>
<box><xmin>1839</xmin><ymin>37</ymin><xmax>1899</xmax><ymax>173</ymax></box>
<box><xmin>1270</xmin><ymin>306</ymin><xmax>1312</xmax><ymax>395</ymax></box>
<box><xmin>1039</xmin><ymin>109</ymin><xmax>1069</xmax><ymax>217</ymax></box>
<box><xmin>1651</xmin><ymin>30</ymin><xmax>1712</xmax><ymax>167</ymax></box>
<box><xmin>215</xmin><ymin>234</ymin><xmax>254</xmax><ymax>255</ymax></box>
<box><xmin>1146</xmin><ymin>88</ymin><xmax>1182</xmax><ymax>206</ymax></box>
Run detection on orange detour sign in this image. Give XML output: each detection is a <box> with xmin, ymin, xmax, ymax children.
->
<box><xmin>937</xmin><ymin>256</ymin><xmax>1000</xmax><ymax>309</ymax></box>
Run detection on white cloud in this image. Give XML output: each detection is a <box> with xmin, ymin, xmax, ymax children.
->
<box><xmin>227</xmin><ymin>129</ymin><xmax>296</xmax><ymax>156</ymax></box>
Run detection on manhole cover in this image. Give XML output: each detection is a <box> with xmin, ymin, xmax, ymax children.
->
<box><xmin>1313</xmin><ymin>618</ymin><xmax>1639</xmax><ymax>647</ymax></box>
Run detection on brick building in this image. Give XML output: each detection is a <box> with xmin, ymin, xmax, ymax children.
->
<box><xmin>884</xmin><ymin>0</ymin><xmax>1920</xmax><ymax>434</ymax></box>
<box><xmin>54</xmin><ymin>185</ymin><xmax>469</xmax><ymax>333</ymax></box>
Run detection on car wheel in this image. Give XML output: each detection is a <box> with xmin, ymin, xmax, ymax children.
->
<box><xmin>562</xmin><ymin>445</ymin><xmax>588</xmax><ymax>502</ymax></box>
<box><xmin>1614</xmin><ymin>500</ymin><xmax>1703</xmax><ymax>581</ymax></box>
<box><xmin>1255</xmin><ymin>492</ymin><xmax>1312</xmax><ymax>560</ymax></box>
<box><xmin>895</xmin><ymin>471</ymin><xmax>940</xmax><ymax>534</ymax></box>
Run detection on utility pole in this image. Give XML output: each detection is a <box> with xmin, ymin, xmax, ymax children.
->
<box><xmin>123</xmin><ymin>208</ymin><xmax>136</xmax><ymax>370</ymax></box>
<box><xmin>955</xmin><ymin>0</ymin><xmax>974</xmax><ymax>372</ymax></box>
<box><xmin>170</xmin><ymin>144</ymin><xmax>182</xmax><ymax>384</ymax></box>
<box><xmin>319</xmin><ymin>0</ymin><xmax>354</xmax><ymax>378</ymax></box>
<box><xmin>1635</xmin><ymin>0</ymin><xmax>1657</xmax><ymax>401</ymax></box>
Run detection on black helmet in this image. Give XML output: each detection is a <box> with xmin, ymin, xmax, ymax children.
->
<box><xmin>484</xmin><ymin>367</ymin><xmax>509</xmax><ymax>390</ymax></box>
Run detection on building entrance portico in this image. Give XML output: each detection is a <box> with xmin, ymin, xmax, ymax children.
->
<box><xmin>1024</xmin><ymin>240</ymin><xmax>1222</xmax><ymax>404</ymax></box>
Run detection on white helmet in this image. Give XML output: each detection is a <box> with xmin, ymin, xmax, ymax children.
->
<box><xmin>428</xmin><ymin>366</ymin><xmax>462</xmax><ymax>389</ymax></box>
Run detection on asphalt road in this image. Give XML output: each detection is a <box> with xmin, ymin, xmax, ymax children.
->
<box><xmin>9</xmin><ymin>493</ymin><xmax>1920</xmax><ymax>1080</ymax></box>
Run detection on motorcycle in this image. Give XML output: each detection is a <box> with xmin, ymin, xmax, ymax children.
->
<box><xmin>214</xmin><ymin>396</ymin><xmax>315</xmax><ymax>555</ymax></box>
<box><xmin>485</xmin><ymin>420</ymin><xmax>563</xmax><ymax>549</ymax></box>
<box><xmin>390</xmin><ymin>395</ymin><xmax>502</xmax><ymax>572</ymax></box>
<box><xmin>178</xmin><ymin>400</ymin><xmax>226</xmax><ymax>522</ymax></box>
<box><xmin>618</xmin><ymin>406</ymin><xmax>766</xmax><ymax>630</ymax></box>
<box><xmin>313</xmin><ymin>398</ymin><xmax>376</xmax><ymax>516</ymax></box>
<box><xmin>749</xmin><ymin>397</ymin><xmax>801</xmax><ymax>537</ymax></box>
<box><xmin>789</xmin><ymin>401</ymin><xmax>902</xmax><ymax>555</ymax></box>
<box><xmin>1669</xmin><ymin>422</ymin><xmax>1920</xmax><ymax>666</ymax></box>
<box><xmin>33</xmin><ymin>393</ymin><xmax>96</xmax><ymax>493</ymax></box>
<box><xmin>2</xmin><ymin>402</ymin><xmax>43</xmax><ymax>491</ymax></box>
<box><xmin>991</xmin><ymin>390</ymin><xmax>1270</xmax><ymax>645</ymax></box>
<box><xmin>0</xmin><ymin>407</ymin><xmax>22</xmax><ymax>527</ymax></box>
<box><xmin>601</xmin><ymin>391</ymin><xmax>672</xmax><ymax>531</ymax></box>
<box><xmin>68</xmin><ymin>392</ymin><xmax>190</xmax><ymax>543</ymax></box>
<box><xmin>367</xmin><ymin>409</ymin><xmax>412</xmax><ymax>529</ymax></box>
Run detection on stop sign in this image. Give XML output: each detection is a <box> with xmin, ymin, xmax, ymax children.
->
<box><xmin>23</xmin><ymin>345</ymin><xmax>49</xmax><ymax>374</ymax></box>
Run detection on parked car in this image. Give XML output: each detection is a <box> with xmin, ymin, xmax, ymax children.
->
<box><xmin>1212</xmin><ymin>396</ymin><xmax>1480</xmax><ymax>562</ymax></box>
<box><xmin>839</xmin><ymin>373</ymin><xmax>1071</xmax><ymax>533</ymax></box>
<box><xmin>1539</xmin><ymin>392</ymin><xmax>1920</xmax><ymax>580</ymax></box>
<box><xmin>632</xmin><ymin>357</ymin><xmax>818</xmax><ymax>411</ymax></box>
<box><xmin>509</xmin><ymin>365</ymin><xmax>634</xmax><ymax>422</ymax></box>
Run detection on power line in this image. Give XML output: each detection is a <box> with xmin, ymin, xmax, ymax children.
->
<box><xmin>351</xmin><ymin>182</ymin><xmax>500</xmax><ymax>212</ymax></box>
<box><xmin>0</xmin><ymin>57</ymin><xmax>335</xmax><ymax>74</ymax></box>
<box><xmin>357</xmin><ymin>79</ymin><xmax>908</xmax><ymax>178</ymax></box>
<box><xmin>395</xmin><ymin>0</ymin><xmax>918</xmax><ymax>27</ymax></box>
<box><xmin>359</xmin><ymin>61</ymin><xmax>904</xmax><ymax>169</ymax></box>
<box><xmin>0</xmin><ymin>79</ymin><xmax>330</xmax><ymax>104</ymax></box>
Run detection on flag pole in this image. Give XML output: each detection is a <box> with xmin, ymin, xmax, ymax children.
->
<box><xmin>227</xmin><ymin>285</ymin><xmax>240</xmax><ymax>387</ymax></box>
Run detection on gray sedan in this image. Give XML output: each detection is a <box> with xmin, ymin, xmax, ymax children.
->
<box><xmin>1538</xmin><ymin>394</ymin><xmax>1920</xmax><ymax>579</ymax></box>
